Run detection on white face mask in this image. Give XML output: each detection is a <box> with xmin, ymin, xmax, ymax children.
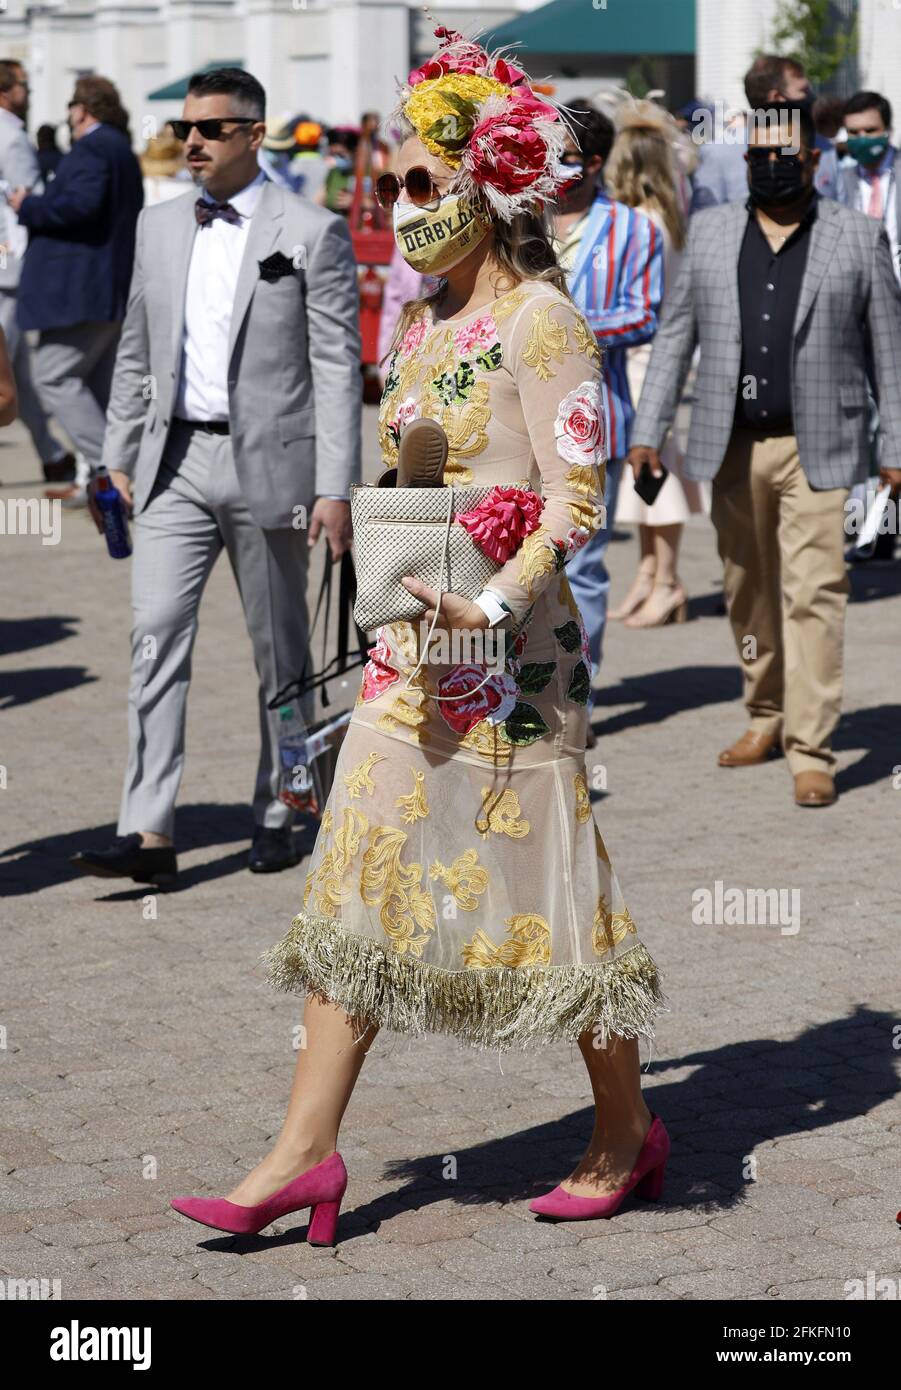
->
<box><xmin>392</xmin><ymin>190</ymin><xmax>491</xmax><ymax>275</ymax></box>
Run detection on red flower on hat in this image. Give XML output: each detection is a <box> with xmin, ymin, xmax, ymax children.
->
<box><xmin>455</xmin><ymin>485</ymin><xmax>544</xmax><ymax>564</ymax></box>
<box><xmin>464</xmin><ymin>87</ymin><xmax>559</xmax><ymax>197</ymax></box>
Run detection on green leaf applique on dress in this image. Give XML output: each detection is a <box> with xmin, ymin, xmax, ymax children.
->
<box><xmin>553</xmin><ymin>619</ymin><xmax>582</xmax><ymax>653</ymax></box>
<box><xmin>475</xmin><ymin>342</ymin><xmax>503</xmax><ymax>372</ymax></box>
<box><xmin>433</xmin><ymin>361</ymin><xmax>476</xmax><ymax>406</ymax></box>
<box><xmin>566</xmin><ymin>660</ymin><xmax>591</xmax><ymax>705</ymax></box>
<box><xmin>499</xmin><ymin>701</ymin><xmax>551</xmax><ymax>746</ymax></box>
<box><xmin>516</xmin><ymin>661</ymin><xmax>556</xmax><ymax>696</ymax></box>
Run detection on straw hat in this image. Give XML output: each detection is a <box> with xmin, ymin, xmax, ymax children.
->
<box><xmin>140</xmin><ymin>133</ymin><xmax>182</xmax><ymax>178</ymax></box>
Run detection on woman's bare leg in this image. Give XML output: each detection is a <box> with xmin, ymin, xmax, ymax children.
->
<box><xmin>226</xmin><ymin>993</ymin><xmax>378</xmax><ymax>1206</ymax></box>
<box><xmin>608</xmin><ymin>525</ymin><xmax>656</xmax><ymax>620</ymax></box>
<box><xmin>558</xmin><ymin>1031</ymin><xmax>654</xmax><ymax>1197</ymax></box>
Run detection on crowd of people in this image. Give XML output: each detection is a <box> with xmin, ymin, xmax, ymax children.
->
<box><xmin>2</xmin><ymin>25</ymin><xmax>898</xmax><ymax>1238</ymax></box>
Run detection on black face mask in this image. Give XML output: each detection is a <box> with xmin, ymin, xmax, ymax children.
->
<box><xmin>748</xmin><ymin>154</ymin><xmax>809</xmax><ymax>208</ymax></box>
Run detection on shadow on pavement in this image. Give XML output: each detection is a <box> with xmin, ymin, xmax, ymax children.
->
<box><xmin>0</xmin><ymin>615</ymin><xmax>81</xmax><ymax>658</ymax></box>
<box><xmin>1</xmin><ymin>802</ymin><xmax>319</xmax><ymax>895</ymax></box>
<box><xmin>591</xmin><ymin>664</ymin><xmax>742</xmax><ymax>740</ymax></box>
<box><xmin>0</xmin><ymin>664</ymin><xmax>97</xmax><ymax>709</ymax></box>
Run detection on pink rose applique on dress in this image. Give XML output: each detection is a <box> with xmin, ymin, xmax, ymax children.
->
<box><xmin>436</xmin><ymin>665</ymin><xmax>520</xmax><ymax>736</ymax></box>
<box><xmin>455</xmin><ymin>485</ymin><xmax>544</xmax><ymax>564</ymax></box>
<box><xmin>554</xmin><ymin>380</ymin><xmax>604</xmax><ymax>467</ymax></box>
<box><xmin>361</xmin><ymin>629</ymin><xmax>401</xmax><ymax>702</ymax></box>
<box><xmin>453</xmin><ymin>313</ymin><xmax>498</xmax><ymax>357</ymax></box>
<box><xmin>398</xmin><ymin>318</ymin><xmax>428</xmax><ymax>358</ymax></box>
<box><xmin>387</xmin><ymin>396</ymin><xmax>421</xmax><ymax>447</ymax></box>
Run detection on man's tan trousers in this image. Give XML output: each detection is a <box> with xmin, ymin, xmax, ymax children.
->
<box><xmin>711</xmin><ymin>428</ymin><xmax>850</xmax><ymax>775</ymax></box>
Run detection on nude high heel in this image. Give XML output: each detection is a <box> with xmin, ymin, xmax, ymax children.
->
<box><xmin>623</xmin><ymin>580</ymin><xmax>688</xmax><ymax>629</ymax></box>
<box><xmin>170</xmin><ymin>1151</ymin><xmax>348</xmax><ymax>1244</ymax></box>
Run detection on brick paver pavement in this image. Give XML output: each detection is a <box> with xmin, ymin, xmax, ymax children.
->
<box><xmin>2</xmin><ymin>409</ymin><xmax>899</xmax><ymax>1301</ymax></box>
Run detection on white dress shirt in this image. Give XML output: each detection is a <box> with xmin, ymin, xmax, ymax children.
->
<box><xmin>175</xmin><ymin>169</ymin><xmax>267</xmax><ymax>422</ymax></box>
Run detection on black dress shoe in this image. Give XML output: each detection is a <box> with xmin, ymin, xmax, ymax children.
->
<box><xmin>249</xmin><ymin>825</ymin><xmax>301</xmax><ymax>874</ymax></box>
<box><xmin>70</xmin><ymin>833</ymin><xmax>178</xmax><ymax>886</ymax></box>
<box><xmin>43</xmin><ymin>452</ymin><xmax>77</xmax><ymax>484</ymax></box>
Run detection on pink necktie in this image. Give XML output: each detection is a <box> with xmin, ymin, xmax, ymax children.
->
<box><xmin>866</xmin><ymin>172</ymin><xmax>884</xmax><ymax>220</ymax></box>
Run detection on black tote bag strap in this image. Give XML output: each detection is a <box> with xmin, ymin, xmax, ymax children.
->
<box><xmin>270</xmin><ymin>547</ymin><xmax>368</xmax><ymax>711</ymax></box>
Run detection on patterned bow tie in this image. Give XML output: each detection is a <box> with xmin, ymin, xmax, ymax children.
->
<box><xmin>194</xmin><ymin>198</ymin><xmax>242</xmax><ymax>228</ymax></box>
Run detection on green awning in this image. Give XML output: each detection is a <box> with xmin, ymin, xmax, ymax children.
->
<box><xmin>484</xmin><ymin>0</ymin><xmax>695</xmax><ymax>57</ymax></box>
<box><xmin>147</xmin><ymin>61</ymin><xmax>245</xmax><ymax>102</ymax></box>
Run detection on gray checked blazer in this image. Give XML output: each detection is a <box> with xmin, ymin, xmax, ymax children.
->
<box><xmin>101</xmin><ymin>178</ymin><xmax>362</xmax><ymax>528</ymax></box>
<box><xmin>630</xmin><ymin>196</ymin><xmax>901</xmax><ymax>489</ymax></box>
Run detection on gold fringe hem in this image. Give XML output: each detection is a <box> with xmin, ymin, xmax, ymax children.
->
<box><xmin>260</xmin><ymin>910</ymin><xmax>669</xmax><ymax>1053</ymax></box>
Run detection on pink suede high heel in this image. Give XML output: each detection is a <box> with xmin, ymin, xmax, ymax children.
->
<box><xmin>529</xmin><ymin>1113</ymin><xmax>670</xmax><ymax>1221</ymax></box>
<box><xmin>170</xmin><ymin>1152</ymin><xmax>347</xmax><ymax>1244</ymax></box>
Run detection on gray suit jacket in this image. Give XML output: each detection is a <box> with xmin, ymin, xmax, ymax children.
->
<box><xmin>0</xmin><ymin>110</ymin><xmax>40</xmax><ymax>290</ymax></box>
<box><xmin>631</xmin><ymin>197</ymin><xmax>901</xmax><ymax>489</ymax></box>
<box><xmin>101</xmin><ymin>178</ymin><xmax>362</xmax><ymax>528</ymax></box>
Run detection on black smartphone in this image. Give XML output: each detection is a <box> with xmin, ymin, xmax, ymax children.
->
<box><xmin>633</xmin><ymin>459</ymin><xmax>669</xmax><ymax>506</ymax></box>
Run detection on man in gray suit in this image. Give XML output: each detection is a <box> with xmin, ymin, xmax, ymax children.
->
<box><xmin>0</xmin><ymin>59</ymin><xmax>73</xmax><ymax>483</ymax></box>
<box><xmin>630</xmin><ymin>103</ymin><xmax>901</xmax><ymax>809</ymax></box>
<box><xmin>72</xmin><ymin>67</ymin><xmax>361</xmax><ymax>884</ymax></box>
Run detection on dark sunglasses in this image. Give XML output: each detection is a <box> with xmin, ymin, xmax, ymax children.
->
<box><xmin>168</xmin><ymin>117</ymin><xmax>257</xmax><ymax>142</ymax></box>
<box><xmin>747</xmin><ymin>147</ymin><xmax>802</xmax><ymax>164</ymax></box>
<box><xmin>375</xmin><ymin>167</ymin><xmax>447</xmax><ymax>210</ymax></box>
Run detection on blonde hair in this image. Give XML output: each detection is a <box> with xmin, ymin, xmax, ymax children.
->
<box><xmin>604</xmin><ymin>122</ymin><xmax>687</xmax><ymax>251</ymax></box>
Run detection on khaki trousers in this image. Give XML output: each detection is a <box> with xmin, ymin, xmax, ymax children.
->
<box><xmin>710</xmin><ymin>428</ymin><xmax>850</xmax><ymax>776</ymax></box>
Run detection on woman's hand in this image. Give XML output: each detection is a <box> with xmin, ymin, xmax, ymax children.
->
<box><xmin>401</xmin><ymin>575</ymin><xmax>490</xmax><ymax>631</ymax></box>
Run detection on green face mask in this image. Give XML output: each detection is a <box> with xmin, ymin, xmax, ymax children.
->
<box><xmin>847</xmin><ymin>133</ymin><xmax>890</xmax><ymax>166</ymax></box>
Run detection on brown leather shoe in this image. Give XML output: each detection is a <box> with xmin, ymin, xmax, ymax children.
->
<box><xmin>794</xmin><ymin>771</ymin><xmax>837</xmax><ymax>807</ymax></box>
<box><xmin>718</xmin><ymin>729</ymin><xmax>782</xmax><ymax>767</ymax></box>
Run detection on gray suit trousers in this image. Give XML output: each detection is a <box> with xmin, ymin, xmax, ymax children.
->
<box><xmin>33</xmin><ymin>320</ymin><xmax>121</xmax><ymax>470</ymax></box>
<box><xmin>117</xmin><ymin>420</ymin><xmax>314</xmax><ymax>840</ymax></box>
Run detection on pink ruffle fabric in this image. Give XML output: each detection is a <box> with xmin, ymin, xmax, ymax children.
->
<box><xmin>455</xmin><ymin>485</ymin><xmax>544</xmax><ymax>564</ymax></box>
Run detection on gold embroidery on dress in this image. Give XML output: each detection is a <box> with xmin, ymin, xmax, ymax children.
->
<box><xmin>492</xmin><ymin>286</ymin><xmax>527</xmax><ymax>322</ymax></box>
<box><xmin>517</xmin><ymin>524</ymin><xmax>558</xmax><ymax>597</ymax></box>
<box><xmin>360</xmin><ymin>825</ymin><xmax>437</xmax><ymax>956</ymax></box>
<box><xmin>462</xmin><ymin>912</ymin><xmax>551</xmax><ymax>967</ymax></box>
<box><xmin>573</xmin><ymin>772</ymin><xmax>591</xmax><ymax>825</ymax></box>
<box><xmin>569</xmin><ymin>496</ymin><xmax>604</xmax><ymax>530</ymax></box>
<box><xmin>343</xmin><ymin>751</ymin><xmax>386</xmax><ymax>799</ymax></box>
<box><xmin>458</xmin><ymin>719</ymin><xmax>513</xmax><ymax>761</ymax></box>
<box><xmin>302</xmin><ymin>868</ymin><xmax>314</xmax><ymax>908</ymax></box>
<box><xmin>565</xmin><ymin>462</ymin><xmax>602</xmax><ymax>499</ymax></box>
<box><xmin>592</xmin><ymin>892</ymin><xmax>638</xmax><ymax>954</ymax></box>
<box><xmin>429</xmin><ymin>847</ymin><xmax>489</xmax><ymax>910</ymax></box>
<box><xmin>594</xmin><ymin>822</ymin><xmax>611</xmax><ymax>865</ymax></box>
<box><xmin>475</xmin><ymin>786</ymin><xmax>530</xmax><ymax>839</ymax></box>
<box><xmin>570</xmin><ymin>315</ymin><xmax>602</xmax><ymax>366</ymax></box>
<box><xmin>521</xmin><ymin>305</ymin><xmax>571</xmax><ymax>381</ymax></box>
<box><xmin>396</xmin><ymin>767</ymin><xmax>430</xmax><ymax>823</ymax></box>
<box><xmin>321</xmin><ymin>809</ymin><xmax>334</xmax><ymax>835</ymax></box>
<box><xmin>312</xmin><ymin>807</ymin><xmax>370</xmax><ymax>914</ymax></box>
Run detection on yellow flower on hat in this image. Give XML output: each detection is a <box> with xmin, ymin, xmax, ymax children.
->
<box><xmin>404</xmin><ymin>72</ymin><xmax>511</xmax><ymax>166</ymax></box>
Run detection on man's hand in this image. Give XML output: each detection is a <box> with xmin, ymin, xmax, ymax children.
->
<box><xmin>307</xmin><ymin>497</ymin><xmax>352</xmax><ymax>559</ymax></box>
<box><xmin>8</xmin><ymin>187</ymin><xmax>29</xmax><ymax>214</ymax></box>
<box><xmin>628</xmin><ymin>445</ymin><xmax>664</xmax><ymax>480</ymax></box>
<box><xmin>87</xmin><ymin>470</ymin><xmax>133</xmax><ymax>535</ymax></box>
<box><xmin>400</xmin><ymin>575</ymin><xmax>490</xmax><ymax>631</ymax></box>
<box><xmin>879</xmin><ymin>466</ymin><xmax>901</xmax><ymax>495</ymax></box>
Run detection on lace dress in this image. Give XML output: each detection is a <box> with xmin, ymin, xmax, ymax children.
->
<box><xmin>263</xmin><ymin>280</ymin><xmax>666</xmax><ymax>1051</ymax></box>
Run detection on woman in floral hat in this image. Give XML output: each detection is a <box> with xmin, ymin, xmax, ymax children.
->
<box><xmin>171</xmin><ymin>27</ymin><xmax>670</xmax><ymax>1244</ymax></box>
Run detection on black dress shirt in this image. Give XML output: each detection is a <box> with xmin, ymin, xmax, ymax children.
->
<box><xmin>734</xmin><ymin>194</ymin><xmax>818</xmax><ymax>431</ymax></box>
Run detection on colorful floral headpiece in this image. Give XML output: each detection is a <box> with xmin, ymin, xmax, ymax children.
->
<box><xmin>393</xmin><ymin>25</ymin><xmax>570</xmax><ymax>221</ymax></box>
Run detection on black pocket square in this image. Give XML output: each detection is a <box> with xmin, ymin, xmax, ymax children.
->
<box><xmin>258</xmin><ymin>251</ymin><xmax>296</xmax><ymax>282</ymax></box>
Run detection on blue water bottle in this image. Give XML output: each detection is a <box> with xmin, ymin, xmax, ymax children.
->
<box><xmin>94</xmin><ymin>466</ymin><xmax>132</xmax><ymax>559</ymax></box>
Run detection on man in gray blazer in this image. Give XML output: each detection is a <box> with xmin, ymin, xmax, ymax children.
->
<box><xmin>630</xmin><ymin>102</ymin><xmax>901</xmax><ymax>809</ymax></box>
<box><xmin>0</xmin><ymin>59</ymin><xmax>73</xmax><ymax>483</ymax></box>
<box><xmin>72</xmin><ymin>67</ymin><xmax>361</xmax><ymax>884</ymax></box>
